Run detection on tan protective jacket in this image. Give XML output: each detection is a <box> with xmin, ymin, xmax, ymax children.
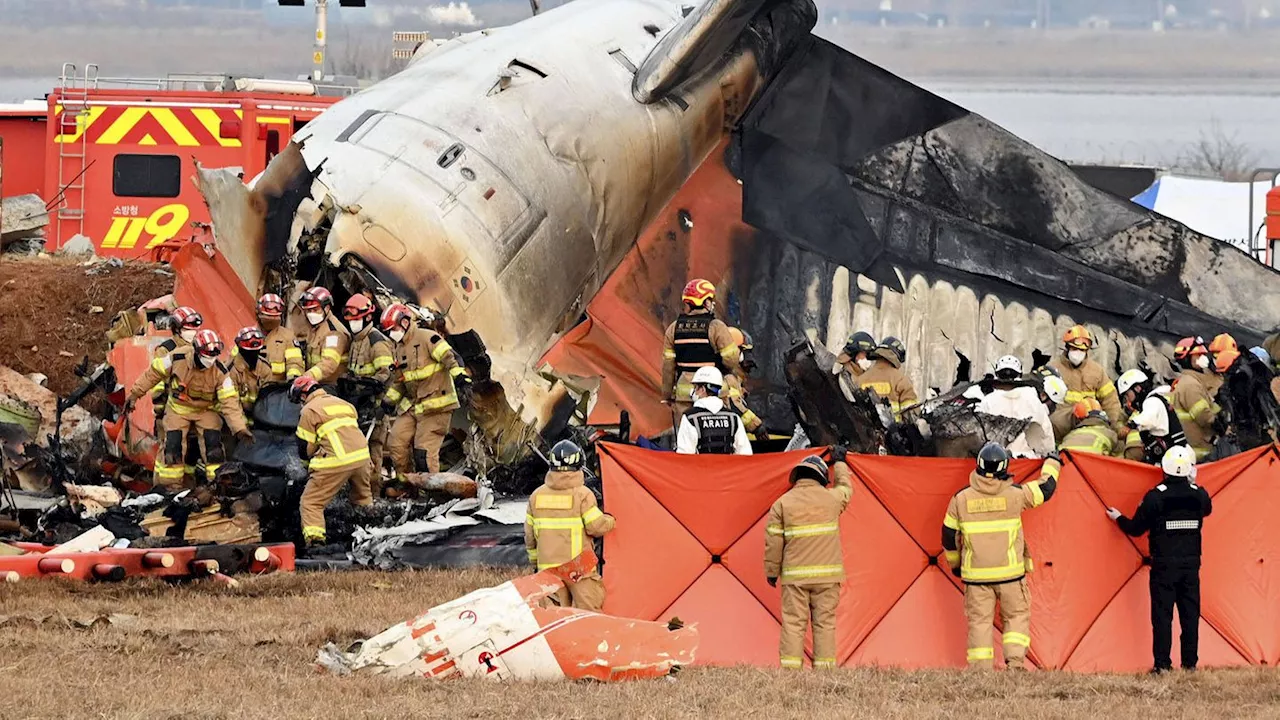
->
<box><xmin>128</xmin><ymin>348</ymin><xmax>248</xmax><ymax>434</ymax></box>
<box><xmin>264</xmin><ymin>324</ymin><xmax>304</xmax><ymax>382</ymax></box>
<box><xmin>1172</xmin><ymin>369</ymin><xmax>1220</xmax><ymax>460</ymax></box>
<box><xmin>385</xmin><ymin>324</ymin><xmax>464</xmax><ymax>415</ymax></box>
<box><xmin>858</xmin><ymin>352</ymin><xmax>918</xmax><ymax>418</ymax></box>
<box><xmin>347</xmin><ymin>327</ymin><xmax>395</xmax><ymax>383</ymax></box>
<box><xmin>228</xmin><ymin>351</ymin><xmax>275</xmax><ymax>413</ymax></box>
<box><xmin>295</xmin><ymin>389</ymin><xmax>370</xmax><ymax>471</ymax></box>
<box><xmin>764</xmin><ymin>462</ymin><xmax>854</xmax><ymax>586</ymax></box>
<box><xmin>1049</xmin><ymin>355</ymin><xmax>1124</xmax><ymax>433</ymax></box>
<box><xmin>943</xmin><ymin>459</ymin><xmax>1060</xmax><ymax>584</ymax></box>
<box><xmin>722</xmin><ymin>374</ymin><xmax>763</xmax><ymax>434</ymax></box>
<box><xmin>660</xmin><ymin>311</ymin><xmax>742</xmax><ymax>401</ymax></box>
<box><xmin>303</xmin><ymin>311</ymin><xmax>351</xmax><ymax>384</ymax></box>
<box><xmin>1058</xmin><ymin>416</ymin><xmax>1117</xmax><ymax>456</ymax></box>
<box><xmin>524</xmin><ymin>470</ymin><xmax>615</xmax><ymax>570</ymax></box>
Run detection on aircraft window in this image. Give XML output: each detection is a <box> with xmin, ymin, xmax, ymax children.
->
<box><xmin>112</xmin><ymin>154</ymin><xmax>181</xmax><ymax>198</ymax></box>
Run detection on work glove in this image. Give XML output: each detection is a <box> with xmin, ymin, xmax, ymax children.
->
<box><xmin>951</xmin><ymin>565</ymin><xmax>963</xmax><ymax>578</ymax></box>
<box><xmin>755</xmin><ymin>424</ymin><xmax>770</xmax><ymax>442</ymax></box>
<box><xmin>236</xmin><ymin>429</ymin><xmax>255</xmax><ymax>445</ymax></box>
<box><xmin>123</xmin><ymin>396</ymin><xmax>137</xmax><ymax>413</ymax></box>
<box><xmin>766</xmin><ymin>577</ymin><xmax>777</xmax><ymax>588</ymax></box>
<box><xmin>1105</xmin><ymin>507</ymin><xmax>1122</xmax><ymax>521</ymax></box>
<box><xmin>830</xmin><ymin>444</ymin><xmax>848</xmax><ymax>463</ymax></box>
<box><xmin>1044</xmin><ymin>450</ymin><xmax>1062</xmax><ymax>464</ymax></box>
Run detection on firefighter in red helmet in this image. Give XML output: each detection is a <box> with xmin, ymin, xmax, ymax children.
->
<box><xmin>255</xmin><ymin>293</ymin><xmax>303</xmax><ymax>382</ymax></box>
<box><xmin>299</xmin><ymin>286</ymin><xmax>351</xmax><ymax>384</ymax></box>
<box><xmin>661</xmin><ymin>278</ymin><xmax>742</xmax><ymax>422</ymax></box>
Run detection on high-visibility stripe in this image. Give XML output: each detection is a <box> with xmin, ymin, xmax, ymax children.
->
<box><xmin>777</xmin><ymin>522</ymin><xmax>840</xmax><ymax>538</ymax></box>
<box><xmin>317</xmin><ymin>416</ymin><xmax>358</xmax><ymax>437</ymax></box>
<box><xmin>1064</xmin><ymin>389</ymin><xmax>1096</xmax><ymax>404</ymax></box>
<box><xmin>1097</xmin><ymin>382</ymin><xmax>1117</xmax><ymax>398</ymax></box>
<box><xmin>963</xmin><ymin>563</ymin><xmax>1027</xmax><ymax>581</ymax></box>
<box><xmin>1029</xmin><ymin>482</ymin><xmax>1045</xmax><ymax>507</ymax></box>
<box><xmin>1060</xmin><ymin>426</ymin><xmax>1112</xmax><ymax>454</ymax></box>
<box><xmin>1003</xmin><ymin>632</ymin><xmax>1031</xmax><ymax>647</ymax></box>
<box><xmin>767</xmin><ymin>524</ymin><xmax>784</xmax><ymax>536</ymax></box>
<box><xmin>385</xmin><ymin>387</ymin><xmax>403</xmax><ymax>403</ymax></box>
<box><xmin>302</xmin><ymin>526</ymin><xmax>326</xmax><ymax>542</ymax></box>
<box><xmin>943</xmin><ymin>513</ymin><xmax>959</xmax><ymax>530</ymax></box>
<box><xmin>944</xmin><ymin>550</ymin><xmax>960</xmax><ymax>566</ymax></box>
<box><xmin>967</xmin><ymin>647</ymin><xmax>994</xmax><ymax>661</ymax></box>
<box><xmin>719</xmin><ymin>345</ymin><xmax>739</xmax><ymax>358</ymax></box>
<box><xmin>813</xmin><ymin>658</ymin><xmax>836</xmax><ymax>668</ymax></box>
<box><xmin>310</xmin><ymin>448</ymin><xmax>370</xmax><ymax>469</ymax></box>
<box><xmin>404</xmin><ymin>363</ymin><xmax>443</xmax><ymax>381</ymax></box>
<box><xmin>527</xmin><ymin>548</ymin><xmax>538</xmax><ymax>561</ymax></box>
<box><xmin>322</xmin><ymin>404</ymin><xmax>355</xmax><ymax>417</ymax></box>
<box><xmin>780</xmin><ymin>656</ymin><xmax>803</xmax><ymax>669</ymax></box>
<box><xmin>296</xmin><ymin>427</ymin><xmax>318</xmax><ymax>443</ymax></box>
<box><xmin>959</xmin><ymin>517</ymin><xmax>1021</xmax><ymax>533</ymax></box>
<box><xmin>414</xmin><ymin>394</ymin><xmax>458</xmax><ymax>413</ymax></box>
<box><xmin>582</xmin><ymin>506</ymin><xmax>604</xmax><ymax>525</ymax></box>
<box><xmin>430</xmin><ymin>342</ymin><xmax>453</xmax><ymax>362</ymax></box>
<box><xmin>322</xmin><ymin>348</ymin><xmax>342</xmax><ymax>362</ymax></box>
<box><xmin>270</xmin><ymin>362</ymin><xmax>287</xmax><ymax>374</ymax></box>
<box><xmin>284</xmin><ymin>348</ymin><xmax>303</xmax><ymax>359</ymax></box>
<box><xmin>531</xmin><ymin>518</ymin><xmax>585</xmax><ymax>530</ymax></box>
<box><xmin>535</xmin><ymin>493</ymin><xmax>573</xmax><ymax>510</ymax></box>
<box><xmin>449</xmin><ymin>366</ymin><xmax>467</xmax><ymax>378</ymax></box>
<box><xmin>663</xmin><ymin>349</ymin><xmax>677</xmax><ymax>359</ymax></box>
<box><xmin>373</xmin><ymin>355</ymin><xmax>394</xmax><ymax>369</ymax></box>
<box><xmin>959</xmin><ymin>517</ymin><xmax>1023</xmax><ymax>582</ymax></box>
<box><xmin>780</xmin><ymin>564</ymin><xmax>844</xmax><ymax>579</ymax></box>
<box><xmin>1165</xmin><ymin>520</ymin><xmax>1200</xmax><ymax>530</ymax></box>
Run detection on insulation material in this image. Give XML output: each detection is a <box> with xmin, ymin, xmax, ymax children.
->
<box><xmin>600</xmin><ymin>442</ymin><xmax>1280</xmax><ymax>670</ymax></box>
<box><xmin>316</xmin><ymin>550</ymin><xmax>698</xmax><ymax>681</ymax></box>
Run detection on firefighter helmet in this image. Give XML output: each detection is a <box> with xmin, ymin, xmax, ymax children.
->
<box><xmin>1043</xmin><ymin>375</ymin><xmax>1068</xmax><ymax>405</ymax></box>
<box><xmin>681</xmin><ymin>279</ymin><xmax>716</xmax><ymax>308</ymax></box>
<box><xmin>1117</xmin><ymin>368</ymin><xmax>1149</xmax><ymax>395</ymax></box>
<box><xmin>1161</xmin><ymin>445</ymin><xmax>1196</xmax><ymax>479</ymax></box>
<box><xmin>192</xmin><ymin>329</ymin><xmax>223</xmax><ymax>359</ymax></box>
<box><xmin>878</xmin><ymin>337</ymin><xmax>906</xmax><ymax>364</ymax></box>
<box><xmin>789</xmin><ymin>455</ymin><xmax>830</xmax><ymax>486</ymax></box>
<box><xmin>1063</xmin><ymin>325</ymin><xmax>1094</xmax><ymax>350</ymax></box>
<box><xmin>1174</xmin><ymin>336</ymin><xmax>1208</xmax><ymax>361</ymax></box>
<box><xmin>548</xmin><ymin>439</ymin><xmax>584</xmax><ymax>470</ymax></box>
<box><xmin>1209</xmin><ymin>333</ymin><xmax>1238</xmax><ymax>357</ymax></box>
<box><xmin>994</xmin><ymin>355</ymin><xmax>1023</xmax><ymax>380</ymax></box>
<box><xmin>728</xmin><ymin>327</ymin><xmax>753</xmax><ymax>350</ymax></box>
<box><xmin>170</xmin><ymin>306</ymin><xmax>203</xmax><ymax>331</ymax></box>
<box><xmin>843</xmin><ymin>331</ymin><xmax>877</xmax><ymax>357</ymax></box>
<box><xmin>1214</xmin><ymin>349</ymin><xmax>1240</xmax><ymax>374</ymax></box>
<box><xmin>1073</xmin><ymin>398</ymin><xmax>1103</xmax><ymax>421</ymax></box>
<box><xmin>255</xmin><ymin>293</ymin><xmax>285</xmax><ymax>318</ymax></box>
<box><xmin>299</xmin><ymin>286</ymin><xmax>334</xmax><ymax>312</ymax></box>
<box><xmin>691</xmin><ymin>366</ymin><xmax>724</xmax><ymax>389</ymax></box>
<box><xmin>976</xmin><ymin>442</ymin><xmax>1011</xmax><ymax>480</ymax></box>
<box><xmin>342</xmin><ymin>293</ymin><xmax>377</xmax><ymax>321</ymax></box>
<box><xmin>288</xmin><ymin>375</ymin><xmax>319</xmax><ymax>404</ymax></box>
<box><xmin>380</xmin><ymin>303</ymin><xmax>414</xmax><ymax>333</ymax></box>
<box><xmin>234</xmin><ymin>326</ymin><xmax>265</xmax><ymax>352</ymax></box>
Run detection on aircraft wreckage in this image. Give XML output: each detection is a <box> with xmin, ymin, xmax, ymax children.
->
<box><xmin>197</xmin><ymin>0</ymin><xmax>1280</xmax><ymax>439</ymax></box>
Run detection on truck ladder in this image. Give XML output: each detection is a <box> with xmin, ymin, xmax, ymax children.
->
<box><xmin>54</xmin><ymin>62</ymin><xmax>98</xmax><ymax>247</ymax></box>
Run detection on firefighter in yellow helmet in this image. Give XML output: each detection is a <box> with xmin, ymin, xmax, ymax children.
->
<box><xmin>1058</xmin><ymin>398</ymin><xmax>1117</xmax><ymax>456</ymax></box>
<box><xmin>1171</xmin><ymin>336</ymin><xmax>1220</xmax><ymax>461</ymax></box>
<box><xmin>943</xmin><ymin>443</ymin><xmax>1060</xmax><ymax>669</ymax></box>
<box><xmin>765</xmin><ymin>449</ymin><xmax>854</xmax><ymax>670</ymax></box>
<box><xmin>524</xmin><ymin>440</ymin><xmax>615</xmax><ymax>611</ymax></box>
<box><xmin>291</xmin><ymin>376</ymin><xmax>373</xmax><ymax>547</ymax></box>
<box><xmin>1049</xmin><ymin>325</ymin><xmax>1125</xmax><ymax>442</ymax></box>
<box><xmin>661</xmin><ymin>279</ymin><xmax>742</xmax><ymax>420</ymax></box>
<box><xmin>857</xmin><ymin>337</ymin><xmax>918</xmax><ymax>420</ymax></box>
<box><xmin>722</xmin><ymin>327</ymin><xmax>767</xmax><ymax>440</ymax></box>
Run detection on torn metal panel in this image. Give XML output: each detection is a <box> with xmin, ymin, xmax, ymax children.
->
<box><xmin>317</xmin><ymin>550</ymin><xmax>697</xmax><ymax>681</ymax></box>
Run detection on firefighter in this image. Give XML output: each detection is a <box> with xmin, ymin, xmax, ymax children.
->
<box><xmin>341</xmin><ymin>294</ymin><xmax>395</xmax><ymax>495</ymax></box>
<box><xmin>722</xmin><ymin>327</ymin><xmax>767</xmax><ymax>440</ymax></box>
<box><xmin>1119</xmin><ymin>368</ymin><xmax>1188</xmax><ymax>464</ymax></box>
<box><xmin>291</xmin><ymin>376</ymin><xmax>373</xmax><ymax>547</ymax></box>
<box><xmin>149</xmin><ymin>306</ymin><xmax>203</xmax><ymax>417</ymax></box>
<box><xmin>524</xmin><ymin>440</ymin><xmax>615</xmax><ymax>611</ymax></box>
<box><xmin>1171</xmin><ymin>337</ymin><xmax>1220</xmax><ymax>461</ymax></box>
<box><xmin>299</xmin><ymin>286</ymin><xmax>351</xmax><ymax>384</ymax></box>
<box><xmin>675</xmin><ymin>367</ymin><xmax>752</xmax><ymax>455</ymax></box>
<box><xmin>857</xmin><ymin>337</ymin><xmax>917</xmax><ymax>420</ymax></box>
<box><xmin>255</xmin><ymin>293</ymin><xmax>303</xmax><ymax>382</ymax></box>
<box><xmin>229</xmin><ymin>326</ymin><xmax>273</xmax><ymax>417</ymax></box>
<box><xmin>1049</xmin><ymin>325</ymin><xmax>1125</xmax><ymax>438</ymax></box>
<box><xmin>765</xmin><ymin>450</ymin><xmax>853</xmax><ymax>670</ymax></box>
<box><xmin>1205</xmin><ymin>333</ymin><xmax>1236</xmax><ymax>398</ymax></box>
<box><xmin>126</xmin><ymin>329</ymin><xmax>251</xmax><ymax>489</ymax></box>
<box><xmin>833</xmin><ymin>331</ymin><xmax>877</xmax><ymax>400</ymax></box>
<box><xmin>660</xmin><ymin>279</ymin><xmax>742</xmax><ymax>419</ymax></box>
<box><xmin>1106</xmin><ymin>445</ymin><xmax>1212</xmax><ymax>674</ymax></box>
<box><xmin>382</xmin><ymin>303</ymin><xmax>469</xmax><ymax>474</ymax></box>
<box><xmin>975</xmin><ymin>356</ymin><xmax>1056</xmax><ymax>458</ymax></box>
<box><xmin>1058</xmin><ymin>398</ymin><xmax>1116</xmax><ymax>456</ymax></box>
<box><xmin>943</xmin><ymin>442</ymin><xmax>1060</xmax><ymax>670</ymax></box>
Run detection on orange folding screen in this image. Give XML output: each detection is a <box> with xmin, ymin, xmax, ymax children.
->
<box><xmin>600</xmin><ymin>443</ymin><xmax>1280</xmax><ymax>670</ymax></box>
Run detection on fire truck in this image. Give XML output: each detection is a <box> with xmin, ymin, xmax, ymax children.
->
<box><xmin>0</xmin><ymin>64</ymin><xmax>352</xmax><ymax>254</ymax></box>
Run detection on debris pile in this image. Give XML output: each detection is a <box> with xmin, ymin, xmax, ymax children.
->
<box><xmin>0</xmin><ymin>194</ymin><xmax>48</xmax><ymax>255</ymax></box>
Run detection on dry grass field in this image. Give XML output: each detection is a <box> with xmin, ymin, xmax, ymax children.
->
<box><xmin>3</xmin><ymin>568</ymin><xmax>1280</xmax><ymax>719</ymax></box>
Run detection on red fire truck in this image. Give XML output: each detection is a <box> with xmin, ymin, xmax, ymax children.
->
<box><xmin>0</xmin><ymin>64</ymin><xmax>350</xmax><ymax>254</ymax></box>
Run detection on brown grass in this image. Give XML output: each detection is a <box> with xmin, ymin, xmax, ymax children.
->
<box><xmin>3</xmin><ymin>568</ymin><xmax>1280</xmax><ymax>719</ymax></box>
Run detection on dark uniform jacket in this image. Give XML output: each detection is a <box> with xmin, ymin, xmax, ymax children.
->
<box><xmin>1118</xmin><ymin>477</ymin><xmax>1212</xmax><ymax>568</ymax></box>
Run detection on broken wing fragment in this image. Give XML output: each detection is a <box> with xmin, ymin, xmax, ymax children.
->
<box><xmin>316</xmin><ymin>550</ymin><xmax>698</xmax><ymax>681</ymax></box>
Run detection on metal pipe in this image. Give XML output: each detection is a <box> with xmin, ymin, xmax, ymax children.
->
<box><xmin>1245</xmin><ymin>168</ymin><xmax>1280</xmax><ymax>266</ymax></box>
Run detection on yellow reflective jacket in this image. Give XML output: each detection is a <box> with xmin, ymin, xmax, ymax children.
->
<box><xmin>858</xmin><ymin>353</ymin><xmax>918</xmax><ymax>419</ymax></box>
<box><xmin>385</xmin><ymin>324</ymin><xmax>464</xmax><ymax>415</ymax></box>
<box><xmin>128</xmin><ymin>348</ymin><xmax>248</xmax><ymax>434</ymax></box>
<box><xmin>295</xmin><ymin>389</ymin><xmax>370</xmax><ymax>471</ymax></box>
<box><xmin>228</xmin><ymin>350</ymin><xmax>275</xmax><ymax>414</ymax></box>
<box><xmin>302</xmin><ymin>312</ymin><xmax>351</xmax><ymax>384</ymax></box>
<box><xmin>264</xmin><ymin>324</ymin><xmax>304</xmax><ymax>382</ymax></box>
<box><xmin>524</xmin><ymin>470</ymin><xmax>614</xmax><ymax>570</ymax></box>
<box><xmin>1058</xmin><ymin>417</ymin><xmax>1117</xmax><ymax>456</ymax></box>
<box><xmin>1172</xmin><ymin>370</ymin><xmax>1219</xmax><ymax>460</ymax></box>
<box><xmin>764</xmin><ymin>462</ymin><xmax>854</xmax><ymax>586</ymax></box>
<box><xmin>943</xmin><ymin>459</ymin><xmax>1060</xmax><ymax>584</ymax></box>
<box><xmin>1050</xmin><ymin>355</ymin><xmax>1124</xmax><ymax>433</ymax></box>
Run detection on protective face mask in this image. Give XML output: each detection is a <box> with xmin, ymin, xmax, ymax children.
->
<box><xmin>349</xmin><ymin>319</ymin><xmax>365</xmax><ymax>334</ymax></box>
<box><xmin>857</xmin><ymin>357</ymin><xmax>874</xmax><ymax>371</ymax></box>
<box><xmin>1195</xmin><ymin>355</ymin><xmax>1210</xmax><ymax>370</ymax></box>
<box><xmin>1067</xmin><ymin>349</ymin><xmax>1086</xmax><ymax>366</ymax></box>
<box><xmin>180</xmin><ymin>329</ymin><xmax>197</xmax><ymax>343</ymax></box>
<box><xmin>305</xmin><ymin>312</ymin><xmax>324</xmax><ymax>327</ymax></box>
<box><xmin>389</xmin><ymin>329</ymin><xmax>406</xmax><ymax>343</ymax></box>
<box><xmin>195</xmin><ymin>354</ymin><xmax>215</xmax><ymax>368</ymax></box>
<box><xmin>259</xmin><ymin>316</ymin><xmax>281</xmax><ymax>332</ymax></box>
<box><xmin>240</xmin><ymin>349</ymin><xmax>261</xmax><ymax>366</ymax></box>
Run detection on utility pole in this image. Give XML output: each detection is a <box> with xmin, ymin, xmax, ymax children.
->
<box><xmin>276</xmin><ymin>0</ymin><xmax>366</xmax><ymax>82</ymax></box>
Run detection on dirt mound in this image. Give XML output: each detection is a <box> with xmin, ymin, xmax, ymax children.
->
<box><xmin>0</xmin><ymin>256</ymin><xmax>174</xmax><ymax>397</ymax></box>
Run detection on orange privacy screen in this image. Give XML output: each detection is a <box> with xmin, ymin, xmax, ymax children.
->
<box><xmin>600</xmin><ymin>442</ymin><xmax>1280</xmax><ymax>670</ymax></box>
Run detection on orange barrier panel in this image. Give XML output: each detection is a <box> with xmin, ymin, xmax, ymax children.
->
<box><xmin>601</xmin><ymin>442</ymin><xmax>1280</xmax><ymax>671</ymax></box>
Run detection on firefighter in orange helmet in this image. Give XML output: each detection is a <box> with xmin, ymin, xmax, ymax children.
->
<box><xmin>291</xmin><ymin>376</ymin><xmax>373</xmax><ymax>547</ymax></box>
<box><xmin>1058</xmin><ymin>398</ymin><xmax>1117</xmax><ymax>456</ymax></box>
<box><xmin>255</xmin><ymin>293</ymin><xmax>303</xmax><ymax>382</ymax></box>
<box><xmin>661</xmin><ymin>279</ymin><xmax>742</xmax><ymax>420</ymax></box>
<box><xmin>765</xmin><ymin>450</ymin><xmax>854</xmax><ymax>670</ymax></box>
<box><xmin>1049</xmin><ymin>325</ymin><xmax>1125</xmax><ymax>443</ymax></box>
<box><xmin>1171</xmin><ymin>336</ymin><xmax>1220</xmax><ymax>461</ymax></box>
<box><xmin>126</xmin><ymin>329</ymin><xmax>251</xmax><ymax>489</ymax></box>
<box><xmin>524</xmin><ymin>440</ymin><xmax>615</xmax><ymax>610</ymax></box>
<box><xmin>943</xmin><ymin>443</ymin><xmax>1060</xmax><ymax>669</ymax></box>
<box><xmin>1206</xmin><ymin>333</ymin><xmax>1236</xmax><ymax>396</ymax></box>
<box><xmin>299</xmin><ymin>286</ymin><xmax>351</xmax><ymax>384</ymax></box>
<box><xmin>381</xmin><ymin>303</ymin><xmax>468</xmax><ymax>475</ymax></box>
<box><xmin>721</xmin><ymin>327</ymin><xmax>767</xmax><ymax>440</ymax></box>
<box><xmin>229</xmin><ymin>326</ymin><xmax>273</xmax><ymax>417</ymax></box>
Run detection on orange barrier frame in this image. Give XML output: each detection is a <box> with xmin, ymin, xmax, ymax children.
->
<box><xmin>601</xmin><ymin>443</ymin><xmax>1280</xmax><ymax>671</ymax></box>
<box><xmin>1</xmin><ymin>542</ymin><xmax>295</xmax><ymax>582</ymax></box>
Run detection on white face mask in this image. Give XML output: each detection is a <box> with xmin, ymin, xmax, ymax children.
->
<box><xmin>305</xmin><ymin>311</ymin><xmax>324</xmax><ymax>327</ymax></box>
<box><xmin>195</xmin><ymin>353</ymin><xmax>215</xmax><ymax>368</ymax></box>
<box><xmin>1195</xmin><ymin>355</ymin><xmax>1210</xmax><ymax>370</ymax></box>
<box><xmin>1067</xmin><ymin>349</ymin><xmax>1086</xmax><ymax>366</ymax></box>
<box><xmin>180</xmin><ymin>329</ymin><xmax>197</xmax><ymax>343</ymax></box>
<box><xmin>349</xmin><ymin>319</ymin><xmax>365</xmax><ymax>334</ymax></box>
<box><xmin>389</xmin><ymin>329</ymin><xmax>406</xmax><ymax>343</ymax></box>
<box><xmin>857</xmin><ymin>357</ymin><xmax>874</xmax><ymax>371</ymax></box>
